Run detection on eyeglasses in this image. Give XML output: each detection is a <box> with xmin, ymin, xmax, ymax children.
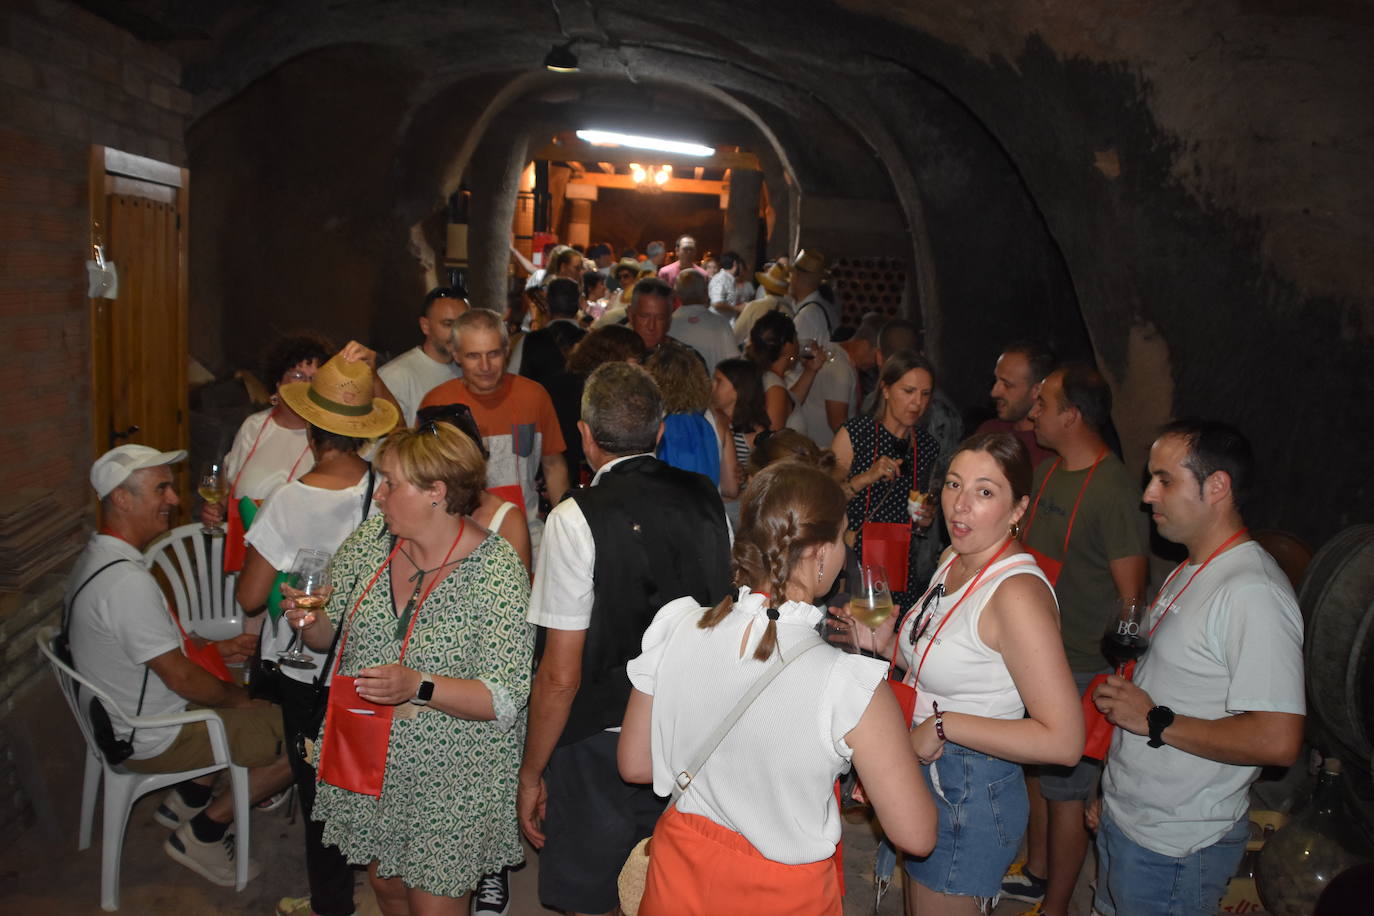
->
<box><xmin>909</xmin><ymin>583</ymin><xmax>945</xmax><ymax>645</ymax></box>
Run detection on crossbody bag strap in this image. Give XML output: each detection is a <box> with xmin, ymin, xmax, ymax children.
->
<box><xmin>312</xmin><ymin>467</ymin><xmax>376</xmax><ymax>684</ymax></box>
<box><xmin>672</xmin><ymin>639</ymin><xmax>827</xmax><ymax>799</ymax></box>
<box><xmin>61</xmin><ymin>558</ymin><xmax>133</xmax><ymax>645</ymax></box>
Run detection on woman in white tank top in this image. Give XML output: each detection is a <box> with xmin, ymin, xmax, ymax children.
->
<box><xmin>862</xmin><ymin>432</ymin><xmax>1084</xmax><ymax>914</ymax></box>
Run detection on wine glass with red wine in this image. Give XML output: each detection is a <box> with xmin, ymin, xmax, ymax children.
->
<box><xmin>1100</xmin><ymin>598</ymin><xmax>1150</xmax><ymax>673</ymax></box>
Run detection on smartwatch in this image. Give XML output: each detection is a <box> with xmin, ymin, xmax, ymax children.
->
<box><xmin>411</xmin><ymin>674</ymin><xmax>435</xmax><ymax>707</ymax></box>
<box><xmin>1147</xmin><ymin>705</ymin><xmax>1175</xmax><ymax>748</ymax></box>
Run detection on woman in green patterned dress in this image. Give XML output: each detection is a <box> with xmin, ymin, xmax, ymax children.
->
<box><xmin>287</xmin><ymin>421</ymin><xmax>533</xmax><ymax>914</ymax></box>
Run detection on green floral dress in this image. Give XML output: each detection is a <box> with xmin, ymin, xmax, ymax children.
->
<box><xmin>312</xmin><ymin>515</ymin><xmax>533</xmax><ymax>897</ymax></box>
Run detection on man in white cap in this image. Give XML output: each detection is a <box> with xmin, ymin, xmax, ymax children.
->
<box><xmin>68</xmin><ymin>444</ymin><xmax>292</xmax><ymax>888</ymax></box>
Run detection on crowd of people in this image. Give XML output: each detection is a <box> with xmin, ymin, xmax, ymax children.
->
<box><xmin>64</xmin><ymin>233</ymin><xmax>1306</xmax><ymax>916</ymax></box>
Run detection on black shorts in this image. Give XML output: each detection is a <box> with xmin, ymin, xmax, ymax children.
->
<box><xmin>539</xmin><ymin>730</ymin><xmax>664</xmax><ymax>914</ymax></box>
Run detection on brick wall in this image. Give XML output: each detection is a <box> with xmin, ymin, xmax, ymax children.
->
<box><xmin>0</xmin><ymin>0</ymin><xmax>188</xmax><ymax>847</ymax></box>
<box><xmin>1</xmin><ymin>0</ymin><xmax>187</xmax><ymax>506</ymax></box>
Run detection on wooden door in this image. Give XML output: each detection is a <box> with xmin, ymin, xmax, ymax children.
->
<box><xmin>89</xmin><ymin>147</ymin><xmax>190</xmax><ymax>510</ymax></box>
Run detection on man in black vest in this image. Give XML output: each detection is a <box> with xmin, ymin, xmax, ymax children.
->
<box><xmin>519</xmin><ymin>361</ymin><xmax>732</xmax><ymax>916</ymax></box>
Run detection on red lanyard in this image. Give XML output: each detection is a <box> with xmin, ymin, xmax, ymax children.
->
<box><xmin>861</xmin><ymin>421</ymin><xmax>922</xmax><ymax>522</ymax></box>
<box><xmin>230</xmin><ymin>408</ymin><xmax>311</xmax><ymax>498</ymax></box>
<box><xmin>329</xmin><ymin>523</ymin><xmax>465</xmax><ymax>677</ymax></box>
<box><xmin>894</xmin><ymin>537</ymin><xmax>1022</xmax><ymax>686</ymax></box>
<box><xmin>1023</xmin><ymin>447</ymin><xmax>1107</xmax><ymax>552</ymax></box>
<box><xmin>1147</xmin><ymin>528</ymin><xmax>1249</xmax><ymax>638</ymax></box>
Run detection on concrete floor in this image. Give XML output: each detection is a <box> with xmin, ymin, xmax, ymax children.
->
<box><xmin>0</xmin><ymin>783</ymin><xmax>1089</xmax><ymax>915</ymax></box>
<box><xmin>1</xmin><ymin>676</ymin><xmax>1089</xmax><ymax>914</ymax></box>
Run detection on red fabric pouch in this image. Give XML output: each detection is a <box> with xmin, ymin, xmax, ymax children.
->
<box><xmin>317</xmin><ymin>675</ymin><xmax>395</xmax><ymax>797</ymax></box>
<box><xmin>1080</xmin><ymin>661</ymin><xmax>1134</xmax><ymax>761</ymax></box>
<box><xmin>1024</xmin><ymin>543</ymin><xmax>1062</xmax><ymax>587</ymax></box>
<box><xmin>861</xmin><ymin>521</ymin><xmax>912</xmax><ymax>593</ymax></box>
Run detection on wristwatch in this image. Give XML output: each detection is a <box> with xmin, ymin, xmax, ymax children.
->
<box><xmin>1147</xmin><ymin>705</ymin><xmax>1175</xmax><ymax>748</ymax></box>
<box><xmin>411</xmin><ymin>673</ymin><xmax>435</xmax><ymax>707</ymax></box>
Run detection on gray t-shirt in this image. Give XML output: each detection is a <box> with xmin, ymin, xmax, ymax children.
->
<box><xmin>1102</xmin><ymin>541</ymin><xmax>1305</xmax><ymax>856</ymax></box>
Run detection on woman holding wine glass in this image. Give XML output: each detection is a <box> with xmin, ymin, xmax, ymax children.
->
<box><xmin>831</xmin><ymin>349</ymin><xmax>941</xmax><ymax>615</ymax></box>
<box><xmin>201</xmin><ymin>334</ymin><xmax>332</xmax><ymax>537</ymax></box>
<box><xmin>234</xmin><ymin>347</ymin><xmax>398</xmax><ymax>916</ymax></box>
<box><xmin>617</xmin><ymin>460</ymin><xmax>936</xmax><ymax>913</ymax></box>
<box><xmin>860</xmin><ymin>432</ymin><xmax>1084</xmax><ymax>915</ymax></box>
<box><xmin>286</xmin><ymin>421</ymin><xmax>533</xmax><ymax>915</ymax></box>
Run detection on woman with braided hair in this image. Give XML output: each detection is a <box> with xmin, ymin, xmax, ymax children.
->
<box><xmin>617</xmin><ymin>460</ymin><xmax>936</xmax><ymax>914</ymax></box>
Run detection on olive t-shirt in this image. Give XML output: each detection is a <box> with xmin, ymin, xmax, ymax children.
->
<box><xmin>1023</xmin><ymin>454</ymin><xmax>1148</xmax><ymax>672</ymax></box>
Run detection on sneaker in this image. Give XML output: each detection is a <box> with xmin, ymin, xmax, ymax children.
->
<box><xmin>256</xmin><ymin>787</ymin><xmax>293</xmax><ymax>811</ymax></box>
<box><xmin>276</xmin><ymin>895</ymin><xmax>356</xmax><ymax>916</ymax></box>
<box><xmin>163</xmin><ymin>822</ymin><xmax>262</xmax><ymax>887</ymax></box>
<box><xmin>471</xmin><ymin>869</ymin><xmax>510</xmax><ymax>915</ymax></box>
<box><xmin>1000</xmin><ymin>860</ymin><xmax>1047</xmax><ymax>904</ymax></box>
<box><xmin>153</xmin><ymin>787</ymin><xmax>210</xmax><ymax>830</ymax></box>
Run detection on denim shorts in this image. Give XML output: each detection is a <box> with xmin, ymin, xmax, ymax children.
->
<box><xmin>1038</xmin><ymin>669</ymin><xmax>1108</xmax><ymax>802</ymax></box>
<box><xmin>1094</xmin><ymin>806</ymin><xmax>1248</xmax><ymax>916</ymax></box>
<box><xmin>902</xmin><ymin>742</ymin><xmax>1028</xmax><ymax>898</ymax></box>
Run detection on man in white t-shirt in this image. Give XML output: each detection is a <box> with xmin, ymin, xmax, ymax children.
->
<box><xmin>792</xmin><ymin>326</ymin><xmax>876</xmax><ymax>448</ymax></box>
<box><xmin>1091</xmin><ymin>420</ymin><xmax>1304</xmax><ymax>916</ymax></box>
<box><xmin>789</xmin><ymin>248</ymin><xmax>839</xmax><ymax>347</ymax></box>
<box><xmin>68</xmin><ymin>445</ymin><xmax>292</xmax><ymax>888</ymax></box>
<box><xmin>378</xmin><ymin>286</ymin><xmax>468</xmax><ymax>426</ymax></box>
<box><xmin>667</xmin><ymin>270</ymin><xmax>738</xmax><ymax>372</ymax></box>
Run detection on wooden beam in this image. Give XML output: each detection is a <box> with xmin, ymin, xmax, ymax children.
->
<box><xmin>574</xmin><ymin>172</ymin><xmax>726</xmax><ymax>196</ymax></box>
<box><xmin>531</xmin><ymin>140</ymin><xmax>759</xmax><ymax>172</ymax></box>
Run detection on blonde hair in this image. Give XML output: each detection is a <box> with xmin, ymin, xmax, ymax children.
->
<box><xmin>645</xmin><ymin>343</ymin><xmax>710</xmax><ymax>414</ymax></box>
<box><xmin>375</xmin><ymin>421</ymin><xmax>486</xmax><ymax>515</ymax></box>
<box><xmin>698</xmin><ymin>460</ymin><xmax>846</xmax><ymax>660</ymax></box>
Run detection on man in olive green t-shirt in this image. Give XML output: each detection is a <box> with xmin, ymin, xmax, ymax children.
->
<box><xmin>1003</xmin><ymin>365</ymin><xmax>1148</xmax><ymax>916</ymax></box>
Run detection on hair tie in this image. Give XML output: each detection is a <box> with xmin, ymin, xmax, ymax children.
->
<box><xmin>766</xmin><ymin>607</ymin><xmax>780</xmax><ymax>621</ymax></box>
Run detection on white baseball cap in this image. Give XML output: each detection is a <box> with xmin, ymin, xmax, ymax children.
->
<box><xmin>90</xmin><ymin>444</ymin><xmax>187</xmax><ymax>498</ymax></box>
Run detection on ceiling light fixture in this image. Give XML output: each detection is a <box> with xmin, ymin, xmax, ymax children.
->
<box><xmin>544</xmin><ymin>42</ymin><xmax>579</xmax><ymax>73</ymax></box>
<box><xmin>576</xmin><ymin>129</ymin><xmax>714</xmax><ymax>157</ymax></box>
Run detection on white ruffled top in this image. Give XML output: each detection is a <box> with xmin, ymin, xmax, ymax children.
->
<box><xmin>626</xmin><ymin>588</ymin><xmax>886</xmax><ymax>864</ymax></box>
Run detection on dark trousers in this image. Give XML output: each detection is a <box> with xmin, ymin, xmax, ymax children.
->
<box><xmin>280</xmin><ymin>675</ymin><xmax>355</xmax><ymax>916</ymax></box>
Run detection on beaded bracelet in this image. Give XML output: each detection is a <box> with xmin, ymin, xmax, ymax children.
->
<box><xmin>932</xmin><ymin>701</ymin><xmax>947</xmax><ymax>741</ymax></box>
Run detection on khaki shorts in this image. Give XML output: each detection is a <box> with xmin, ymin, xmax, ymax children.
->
<box><xmin>124</xmin><ymin>704</ymin><xmax>284</xmax><ymax>773</ymax></box>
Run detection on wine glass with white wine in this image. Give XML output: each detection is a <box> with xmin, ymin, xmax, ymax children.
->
<box><xmin>849</xmin><ymin>564</ymin><xmax>895</xmax><ymax>655</ymax></box>
<box><xmin>198</xmin><ymin>462</ymin><xmax>226</xmax><ymax>536</ymax></box>
<box><xmin>279</xmin><ymin>548</ymin><xmax>331</xmax><ymax>669</ymax></box>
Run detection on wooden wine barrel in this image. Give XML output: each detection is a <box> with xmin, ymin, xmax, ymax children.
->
<box><xmin>1254</xmin><ymin>529</ymin><xmax>1315</xmax><ymax>595</ymax></box>
<box><xmin>1301</xmin><ymin>525</ymin><xmax>1374</xmax><ymax>768</ymax></box>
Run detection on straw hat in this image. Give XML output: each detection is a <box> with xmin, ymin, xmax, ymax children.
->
<box><xmin>793</xmin><ymin>248</ymin><xmax>828</xmax><ymax>275</ymax></box>
<box><xmin>279</xmin><ymin>354</ymin><xmax>399</xmax><ymax>439</ymax></box>
<box><xmin>754</xmin><ymin>261</ymin><xmax>790</xmax><ymax>296</ymax></box>
<box><xmin>614</xmin><ymin>257</ymin><xmax>641</xmax><ymax>279</ymax></box>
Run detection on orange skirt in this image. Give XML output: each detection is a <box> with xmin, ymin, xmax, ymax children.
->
<box><xmin>639</xmin><ymin>806</ymin><xmax>844</xmax><ymax>916</ymax></box>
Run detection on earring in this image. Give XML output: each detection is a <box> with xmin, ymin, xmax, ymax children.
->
<box><xmin>817</xmin><ymin>553</ymin><xmax>826</xmax><ymax>582</ymax></box>
<box><xmin>431</xmin><ymin>501</ymin><xmax>438</xmax><ymax>508</ymax></box>
<box><xmin>1010</xmin><ymin>521</ymin><xmax>1021</xmax><ymax>538</ymax></box>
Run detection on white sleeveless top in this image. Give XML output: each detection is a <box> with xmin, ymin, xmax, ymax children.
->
<box><xmin>897</xmin><ymin>552</ymin><xmax>1053</xmax><ymax>724</ymax></box>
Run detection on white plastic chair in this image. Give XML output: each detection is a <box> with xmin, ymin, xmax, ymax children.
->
<box><xmin>144</xmin><ymin>523</ymin><xmax>243</xmax><ymax>639</ymax></box>
<box><xmin>37</xmin><ymin>625</ymin><xmax>250</xmax><ymax>910</ymax></box>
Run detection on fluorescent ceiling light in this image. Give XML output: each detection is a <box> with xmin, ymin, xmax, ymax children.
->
<box><xmin>576</xmin><ymin>129</ymin><xmax>714</xmax><ymax>157</ymax></box>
